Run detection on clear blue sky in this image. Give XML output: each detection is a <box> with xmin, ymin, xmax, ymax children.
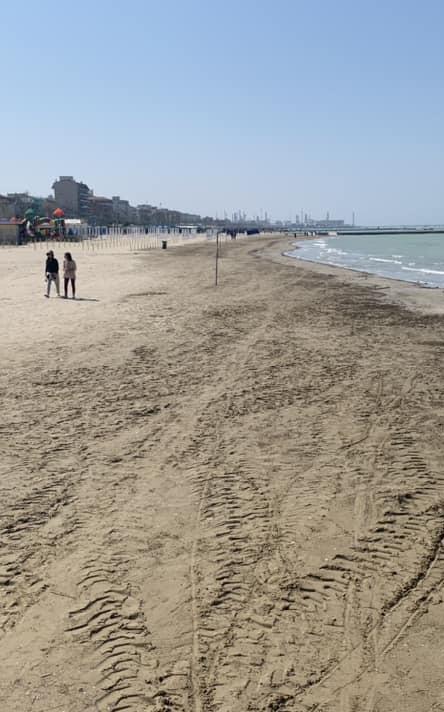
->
<box><xmin>1</xmin><ymin>0</ymin><xmax>443</xmax><ymax>224</ymax></box>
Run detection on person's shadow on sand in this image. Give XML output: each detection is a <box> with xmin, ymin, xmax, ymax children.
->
<box><xmin>67</xmin><ymin>297</ymin><xmax>100</xmax><ymax>302</ymax></box>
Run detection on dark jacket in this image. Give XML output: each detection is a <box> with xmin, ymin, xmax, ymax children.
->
<box><xmin>45</xmin><ymin>257</ymin><xmax>59</xmax><ymax>274</ymax></box>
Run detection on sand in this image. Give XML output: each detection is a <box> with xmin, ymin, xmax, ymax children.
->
<box><xmin>1</xmin><ymin>236</ymin><xmax>444</xmax><ymax>712</ymax></box>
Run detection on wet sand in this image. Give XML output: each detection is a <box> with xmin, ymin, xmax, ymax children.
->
<box><xmin>1</xmin><ymin>236</ymin><xmax>444</xmax><ymax>712</ymax></box>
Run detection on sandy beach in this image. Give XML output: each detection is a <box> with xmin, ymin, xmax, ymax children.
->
<box><xmin>1</xmin><ymin>235</ymin><xmax>444</xmax><ymax>712</ymax></box>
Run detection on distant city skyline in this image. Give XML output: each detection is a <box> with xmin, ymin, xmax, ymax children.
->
<box><xmin>0</xmin><ymin>176</ymin><xmax>349</xmax><ymax>226</ymax></box>
<box><xmin>3</xmin><ymin>174</ymin><xmax>353</xmax><ymax>224</ymax></box>
<box><xmin>2</xmin><ymin>1</ymin><xmax>444</xmax><ymax>225</ymax></box>
<box><xmin>5</xmin><ymin>175</ymin><xmax>444</xmax><ymax>228</ymax></box>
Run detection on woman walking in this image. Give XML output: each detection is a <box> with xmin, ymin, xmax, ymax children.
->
<box><xmin>63</xmin><ymin>252</ymin><xmax>77</xmax><ymax>299</ymax></box>
<box><xmin>45</xmin><ymin>250</ymin><xmax>60</xmax><ymax>297</ymax></box>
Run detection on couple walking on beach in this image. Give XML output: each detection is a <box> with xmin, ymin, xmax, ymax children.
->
<box><xmin>45</xmin><ymin>251</ymin><xmax>77</xmax><ymax>299</ymax></box>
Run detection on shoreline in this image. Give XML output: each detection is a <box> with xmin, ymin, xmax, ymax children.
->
<box><xmin>259</xmin><ymin>236</ymin><xmax>444</xmax><ymax>315</ymax></box>
<box><xmin>284</xmin><ymin>236</ymin><xmax>442</xmax><ymax>285</ymax></box>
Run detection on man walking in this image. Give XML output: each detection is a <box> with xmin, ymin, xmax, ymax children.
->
<box><xmin>45</xmin><ymin>250</ymin><xmax>60</xmax><ymax>297</ymax></box>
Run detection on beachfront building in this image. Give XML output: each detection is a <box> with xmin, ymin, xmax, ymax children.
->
<box><xmin>128</xmin><ymin>205</ymin><xmax>139</xmax><ymax>224</ymax></box>
<box><xmin>42</xmin><ymin>196</ymin><xmax>58</xmax><ymax>216</ymax></box>
<box><xmin>52</xmin><ymin>176</ymin><xmax>90</xmax><ymax>219</ymax></box>
<box><xmin>0</xmin><ymin>193</ymin><xmax>59</xmax><ymax>221</ymax></box>
<box><xmin>89</xmin><ymin>195</ymin><xmax>114</xmax><ymax>225</ymax></box>
<box><xmin>0</xmin><ymin>195</ymin><xmax>14</xmax><ymax>220</ymax></box>
<box><xmin>0</xmin><ymin>192</ymin><xmax>39</xmax><ymax>220</ymax></box>
<box><xmin>136</xmin><ymin>204</ymin><xmax>201</xmax><ymax>227</ymax></box>
<box><xmin>7</xmin><ymin>192</ymin><xmax>34</xmax><ymax>216</ymax></box>
<box><xmin>137</xmin><ymin>204</ymin><xmax>158</xmax><ymax>225</ymax></box>
<box><xmin>112</xmin><ymin>196</ymin><xmax>131</xmax><ymax>224</ymax></box>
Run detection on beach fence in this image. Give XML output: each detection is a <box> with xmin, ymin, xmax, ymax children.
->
<box><xmin>3</xmin><ymin>225</ymin><xmax>261</xmax><ymax>253</ymax></box>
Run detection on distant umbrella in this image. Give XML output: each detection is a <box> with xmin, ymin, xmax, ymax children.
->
<box><xmin>53</xmin><ymin>208</ymin><xmax>65</xmax><ymax>218</ymax></box>
<box><xmin>24</xmin><ymin>208</ymin><xmax>35</xmax><ymax>219</ymax></box>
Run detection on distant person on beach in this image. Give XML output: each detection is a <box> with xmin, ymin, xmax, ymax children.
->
<box><xmin>45</xmin><ymin>250</ymin><xmax>60</xmax><ymax>297</ymax></box>
<box><xmin>63</xmin><ymin>252</ymin><xmax>77</xmax><ymax>299</ymax></box>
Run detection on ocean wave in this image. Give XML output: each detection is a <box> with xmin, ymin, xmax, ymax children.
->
<box><xmin>324</xmin><ymin>260</ymin><xmax>348</xmax><ymax>268</ymax></box>
<box><xmin>325</xmin><ymin>247</ymin><xmax>348</xmax><ymax>255</ymax></box>
<box><xmin>369</xmin><ymin>257</ymin><xmax>402</xmax><ymax>264</ymax></box>
<box><xmin>402</xmin><ymin>266</ymin><xmax>444</xmax><ymax>276</ymax></box>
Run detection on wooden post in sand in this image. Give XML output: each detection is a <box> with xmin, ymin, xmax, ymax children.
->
<box><xmin>215</xmin><ymin>232</ymin><xmax>220</xmax><ymax>286</ymax></box>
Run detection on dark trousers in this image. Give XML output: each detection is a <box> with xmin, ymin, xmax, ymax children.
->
<box><xmin>64</xmin><ymin>277</ymin><xmax>76</xmax><ymax>297</ymax></box>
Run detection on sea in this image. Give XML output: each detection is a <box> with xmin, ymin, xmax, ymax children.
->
<box><xmin>285</xmin><ymin>232</ymin><xmax>444</xmax><ymax>289</ymax></box>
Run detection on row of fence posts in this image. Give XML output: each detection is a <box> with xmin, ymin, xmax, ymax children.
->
<box><xmin>21</xmin><ymin>228</ymin><xmax>242</xmax><ymax>254</ymax></box>
<box><xmin>0</xmin><ymin>225</ymin><xmax>217</xmax><ymax>247</ymax></box>
<box><xmin>21</xmin><ymin>229</ymin><xmax>212</xmax><ymax>252</ymax></box>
